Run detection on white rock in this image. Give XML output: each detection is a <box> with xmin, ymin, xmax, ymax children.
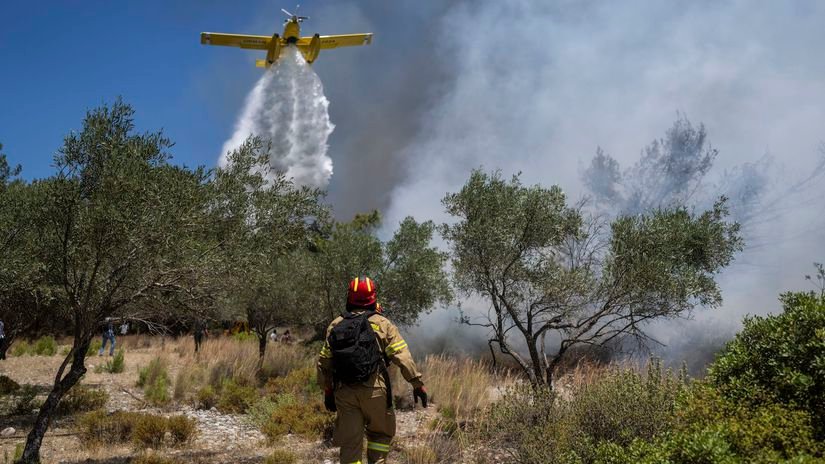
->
<box><xmin>1</xmin><ymin>427</ymin><xmax>15</xmax><ymax>437</ymax></box>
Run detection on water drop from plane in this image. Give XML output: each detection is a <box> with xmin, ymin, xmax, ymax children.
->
<box><xmin>220</xmin><ymin>46</ymin><xmax>335</xmax><ymax>188</ymax></box>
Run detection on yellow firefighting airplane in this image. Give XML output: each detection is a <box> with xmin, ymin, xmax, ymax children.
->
<box><xmin>200</xmin><ymin>7</ymin><xmax>373</xmax><ymax>68</ymax></box>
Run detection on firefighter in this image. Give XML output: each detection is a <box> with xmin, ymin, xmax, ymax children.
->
<box><xmin>318</xmin><ymin>276</ymin><xmax>428</xmax><ymax>464</ymax></box>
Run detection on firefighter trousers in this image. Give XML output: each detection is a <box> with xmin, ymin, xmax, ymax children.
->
<box><xmin>334</xmin><ymin>382</ymin><xmax>395</xmax><ymax>464</ymax></box>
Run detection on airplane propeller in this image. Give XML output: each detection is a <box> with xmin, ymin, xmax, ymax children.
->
<box><xmin>282</xmin><ymin>5</ymin><xmax>308</xmax><ymax>22</ymax></box>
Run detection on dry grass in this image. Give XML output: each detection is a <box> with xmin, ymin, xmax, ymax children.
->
<box><xmin>393</xmin><ymin>355</ymin><xmax>513</xmax><ymax>430</ymax></box>
<box><xmin>171</xmin><ymin>337</ymin><xmax>313</xmax><ymax>405</ymax></box>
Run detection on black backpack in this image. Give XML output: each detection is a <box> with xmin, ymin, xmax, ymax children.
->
<box><xmin>328</xmin><ymin>310</ymin><xmax>383</xmax><ymax>385</ymax></box>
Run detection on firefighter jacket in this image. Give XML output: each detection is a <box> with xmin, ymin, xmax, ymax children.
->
<box><xmin>318</xmin><ymin>311</ymin><xmax>424</xmax><ymax>390</ymax></box>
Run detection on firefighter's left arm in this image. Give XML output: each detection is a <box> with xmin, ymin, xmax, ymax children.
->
<box><xmin>383</xmin><ymin>322</ymin><xmax>424</xmax><ymax>389</ymax></box>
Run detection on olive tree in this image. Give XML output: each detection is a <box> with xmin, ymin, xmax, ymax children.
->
<box><xmin>308</xmin><ymin>211</ymin><xmax>452</xmax><ymax>332</ymax></box>
<box><xmin>210</xmin><ymin>138</ymin><xmax>327</xmax><ymax>358</ymax></box>
<box><xmin>441</xmin><ymin>170</ymin><xmax>742</xmax><ymax>387</ymax></box>
<box><xmin>18</xmin><ymin>101</ymin><xmax>216</xmax><ymax>463</ymax></box>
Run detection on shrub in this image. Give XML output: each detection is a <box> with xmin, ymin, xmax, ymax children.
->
<box><xmin>217</xmin><ymin>378</ymin><xmax>257</xmax><ymax>414</ymax></box>
<box><xmin>96</xmin><ymin>349</ymin><xmax>126</xmax><ymax>374</ymax></box>
<box><xmin>79</xmin><ymin>410</ymin><xmax>195</xmax><ymax>448</ymax></box>
<box><xmin>79</xmin><ymin>410</ymin><xmax>141</xmax><ymax>444</ymax></box>
<box><xmin>260</xmin><ymin>398</ymin><xmax>332</xmax><ymax>441</ymax></box>
<box><xmin>166</xmin><ymin>415</ymin><xmax>197</xmax><ymax>445</ymax></box>
<box><xmin>12</xmin><ymin>385</ymin><xmax>39</xmax><ymax>415</ymax></box>
<box><xmin>173</xmin><ymin>363</ymin><xmax>206</xmax><ymax>402</ymax></box>
<box><xmin>485</xmin><ymin>360</ymin><xmax>687</xmax><ymax>464</ymax></box>
<box><xmin>0</xmin><ymin>375</ymin><xmax>21</xmax><ymax>395</ymax></box>
<box><xmin>232</xmin><ymin>331</ymin><xmax>256</xmax><ymax>343</ymax></box>
<box><xmin>139</xmin><ymin>357</ymin><xmax>171</xmax><ymax>406</ymax></box>
<box><xmin>138</xmin><ymin>357</ymin><xmax>169</xmax><ymax>388</ymax></box>
<box><xmin>87</xmin><ymin>339</ymin><xmax>103</xmax><ymax>357</ymax></box>
<box><xmin>32</xmin><ymin>336</ymin><xmax>57</xmax><ymax>356</ymax></box>
<box><xmin>133</xmin><ymin>414</ymin><xmax>168</xmax><ymax>448</ymax></box>
<box><xmin>131</xmin><ymin>455</ymin><xmax>183</xmax><ymax>464</ymax></box>
<box><xmin>264</xmin><ymin>449</ymin><xmax>298</xmax><ymax>464</ymax></box>
<box><xmin>145</xmin><ymin>375</ymin><xmax>171</xmax><ymax>406</ymax></box>
<box><xmin>264</xmin><ymin>367</ymin><xmax>319</xmax><ymax>397</ymax></box>
<box><xmin>10</xmin><ymin>340</ymin><xmax>30</xmax><ymax>357</ymax></box>
<box><xmin>59</xmin><ymin>385</ymin><xmax>109</xmax><ymax>415</ymax></box>
<box><xmin>709</xmin><ymin>291</ymin><xmax>825</xmax><ymax>434</ymax></box>
<box><xmin>196</xmin><ymin>385</ymin><xmax>217</xmax><ymax>410</ymax></box>
<box><xmin>259</xmin><ymin>344</ymin><xmax>313</xmax><ymax>379</ymax></box>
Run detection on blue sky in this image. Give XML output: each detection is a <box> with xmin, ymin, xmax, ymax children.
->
<box><xmin>0</xmin><ymin>0</ymin><xmax>353</xmax><ymax>179</ymax></box>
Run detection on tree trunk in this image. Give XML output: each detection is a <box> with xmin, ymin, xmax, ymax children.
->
<box><xmin>258</xmin><ymin>333</ymin><xmax>267</xmax><ymax>359</ymax></box>
<box><xmin>17</xmin><ymin>339</ymin><xmax>90</xmax><ymax>464</ymax></box>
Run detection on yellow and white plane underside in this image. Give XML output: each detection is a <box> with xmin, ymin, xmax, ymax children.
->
<box><xmin>200</xmin><ymin>30</ymin><xmax>373</xmax><ymax>68</ymax></box>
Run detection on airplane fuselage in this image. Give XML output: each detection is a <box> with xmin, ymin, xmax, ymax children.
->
<box><xmin>283</xmin><ymin>18</ymin><xmax>301</xmax><ymax>44</ymax></box>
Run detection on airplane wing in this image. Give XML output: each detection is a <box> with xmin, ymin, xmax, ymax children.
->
<box><xmin>200</xmin><ymin>32</ymin><xmax>271</xmax><ymax>50</ymax></box>
<box><xmin>297</xmin><ymin>33</ymin><xmax>373</xmax><ymax>49</ymax></box>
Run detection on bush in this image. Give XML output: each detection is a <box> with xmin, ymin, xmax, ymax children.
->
<box><xmin>139</xmin><ymin>357</ymin><xmax>171</xmax><ymax>406</ymax></box>
<box><xmin>131</xmin><ymin>455</ymin><xmax>183</xmax><ymax>464</ymax></box>
<box><xmin>196</xmin><ymin>385</ymin><xmax>217</xmax><ymax>410</ymax></box>
<box><xmin>485</xmin><ymin>361</ymin><xmax>687</xmax><ymax>464</ymax></box>
<box><xmin>255</xmin><ymin>366</ymin><xmax>334</xmax><ymax>441</ymax></box>
<box><xmin>96</xmin><ymin>349</ymin><xmax>126</xmax><ymax>374</ymax></box>
<box><xmin>232</xmin><ymin>331</ymin><xmax>256</xmax><ymax>343</ymax></box>
<box><xmin>87</xmin><ymin>339</ymin><xmax>102</xmax><ymax>357</ymax></box>
<box><xmin>173</xmin><ymin>363</ymin><xmax>206</xmax><ymax>402</ymax></box>
<box><xmin>10</xmin><ymin>340</ymin><xmax>31</xmax><ymax>357</ymax></box>
<box><xmin>12</xmin><ymin>385</ymin><xmax>39</xmax><ymax>415</ymax></box>
<box><xmin>0</xmin><ymin>375</ymin><xmax>21</xmax><ymax>395</ymax></box>
<box><xmin>59</xmin><ymin>385</ymin><xmax>109</xmax><ymax>415</ymax></box>
<box><xmin>264</xmin><ymin>449</ymin><xmax>297</xmax><ymax>464</ymax></box>
<box><xmin>217</xmin><ymin>378</ymin><xmax>257</xmax><ymax>414</ymax></box>
<box><xmin>32</xmin><ymin>336</ymin><xmax>57</xmax><ymax>356</ymax></box>
<box><xmin>709</xmin><ymin>291</ymin><xmax>825</xmax><ymax>434</ymax></box>
<box><xmin>79</xmin><ymin>410</ymin><xmax>196</xmax><ymax>448</ymax></box>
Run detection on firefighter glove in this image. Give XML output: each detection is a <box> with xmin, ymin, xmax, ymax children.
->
<box><xmin>413</xmin><ymin>386</ymin><xmax>428</xmax><ymax>408</ymax></box>
<box><xmin>324</xmin><ymin>388</ymin><xmax>337</xmax><ymax>412</ymax></box>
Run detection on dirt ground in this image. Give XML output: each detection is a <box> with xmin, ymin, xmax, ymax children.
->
<box><xmin>0</xmin><ymin>337</ymin><xmax>439</xmax><ymax>464</ymax></box>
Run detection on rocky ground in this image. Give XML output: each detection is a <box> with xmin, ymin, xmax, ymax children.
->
<box><xmin>0</xmin><ymin>340</ymin><xmax>442</xmax><ymax>464</ymax></box>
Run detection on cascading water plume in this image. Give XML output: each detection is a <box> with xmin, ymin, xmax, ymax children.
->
<box><xmin>220</xmin><ymin>46</ymin><xmax>335</xmax><ymax>188</ymax></box>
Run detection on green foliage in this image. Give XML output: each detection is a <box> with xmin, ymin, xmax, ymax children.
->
<box><xmin>10</xmin><ymin>340</ymin><xmax>30</xmax><ymax>357</ymax></box>
<box><xmin>9</xmin><ymin>336</ymin><xmax>56</xmax><ymax>357</ymax></box>
<box><xmin>79</xmin><ymin>410</ymin><xmax>195</xmax><ymax>447</ymax></box>
<box><xmin>131</xmin><ymin>455</ymin><xmax>184</xmax><ymax>464</ymax></box>
<box><xmin>231</xmin><ymin>331</ymin><xmax>256</xmax><ymax>343</ymax></box>
<box><xmin>440</xmin><ymin>169</ymin><xmax>742</xmax><ymax>386</ymax></box>
<box><xmin>196</xmin><ymin>385</ymin><xmax>217</xmax><ymax>410</ymax></box>
<box><xmin>138</xmin><ymin>357</ymin><xmax>171</xmax><ymax>406</ymax></box>
<box><xmin>0</xmin><ymin>375</ymin><xmax>21</xmax><ymax>395</ymax></box>
<box><xmin>486</xmin><ymin>362</ymin><xmax>687</xmax><ymax>463</ymax></box>
<box><xmin>11</xmin><ymin>385</ymin><xmax>39</xmax><ymax>415</ymax></box>
<box><xmin>58</xmin><ymin>385</ymin><xmax>108</xmax><ymax>415</ymax></box>
<box><xmin>709</xmin><ymin>291</ymin><xmax>825</xmax><ymax>433</ymax></box>
<box><xmin>264</xmin><ymin>449</ymin><xmax>297</xmax><ymax>464</ymax></box>
<box><xmin>87</xmin><ymin>339</ymin><xmax>102</xmax><ymax>357</ymax></box>
<box><xmin>255</xmin><ymin>368</ymin><xmax>334</xmax><ymax>441</ymax></box>
<box><xmin>308</xmin><ymin>211</ymin><xmax>452</xmax><ymax>328</ymax></box>
<box><xmin>96</xmin><ymin>349</ymin><xmax>125</xmax><ymax>374</ymax></box>
<box><xmin>32</xmin><ymin>335</ymin><xmax>57</xmax><ymax>356</ymax></box>
<box><xmin>217</xmin><ymin>378</ymin><xmax>257</xmax><ymax>413</ymax></box>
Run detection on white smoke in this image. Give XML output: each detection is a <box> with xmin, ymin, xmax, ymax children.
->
<box><xmin>220</xmin><ymin>47</ymin><xmax>335</xmax><ymax>188</ymax></box>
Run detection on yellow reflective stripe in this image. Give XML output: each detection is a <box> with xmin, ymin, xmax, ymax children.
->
<box><xmin>370</xmin><ymin>323</ymin><xmax>381</xmax><ymax>332</ymax></box>
<box><xmin>385</xmin><ymin>340</ymin><xmax>407</xmax><ymax>356</ymax></box>
<box><xmin>319</xmin><ymin>343</ymin><xmax>332</xmax><ymax>359</ymax></box>
<box><xmin>346</xmin><ymin>461</ymin><xmax>362</xmax><ymax>464</ymax></box>
<box><xmin>353</xmin><ymin>277</ymin><xmax>359</xmax><ymax>290</ymax></box>
<box><xmin>367</xmin><ymin>441</ymin><xmax>391</xmax><ymax>452</ymax></box>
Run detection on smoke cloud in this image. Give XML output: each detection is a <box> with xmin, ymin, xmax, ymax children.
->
<box><xmin>221</xmin><ymin>47</ymin><xmax>334</xmax><ymax>188</ymax></box>
<box><xmin>370</xmin><ymin>1</ymin><xmax>825</xmax><ymax>363</ymax></box>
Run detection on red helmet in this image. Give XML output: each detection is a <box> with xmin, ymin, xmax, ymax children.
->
<box><xmin>347</xmin><ymin>276</ymin><xmax>377</xmax><ymax>308</ymax></box>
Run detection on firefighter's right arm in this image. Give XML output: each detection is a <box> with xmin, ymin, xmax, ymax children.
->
<box><xmin>317</xmin><ymin>324</ymin><xmax>335</xmax><ymax>391</ymax></box>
